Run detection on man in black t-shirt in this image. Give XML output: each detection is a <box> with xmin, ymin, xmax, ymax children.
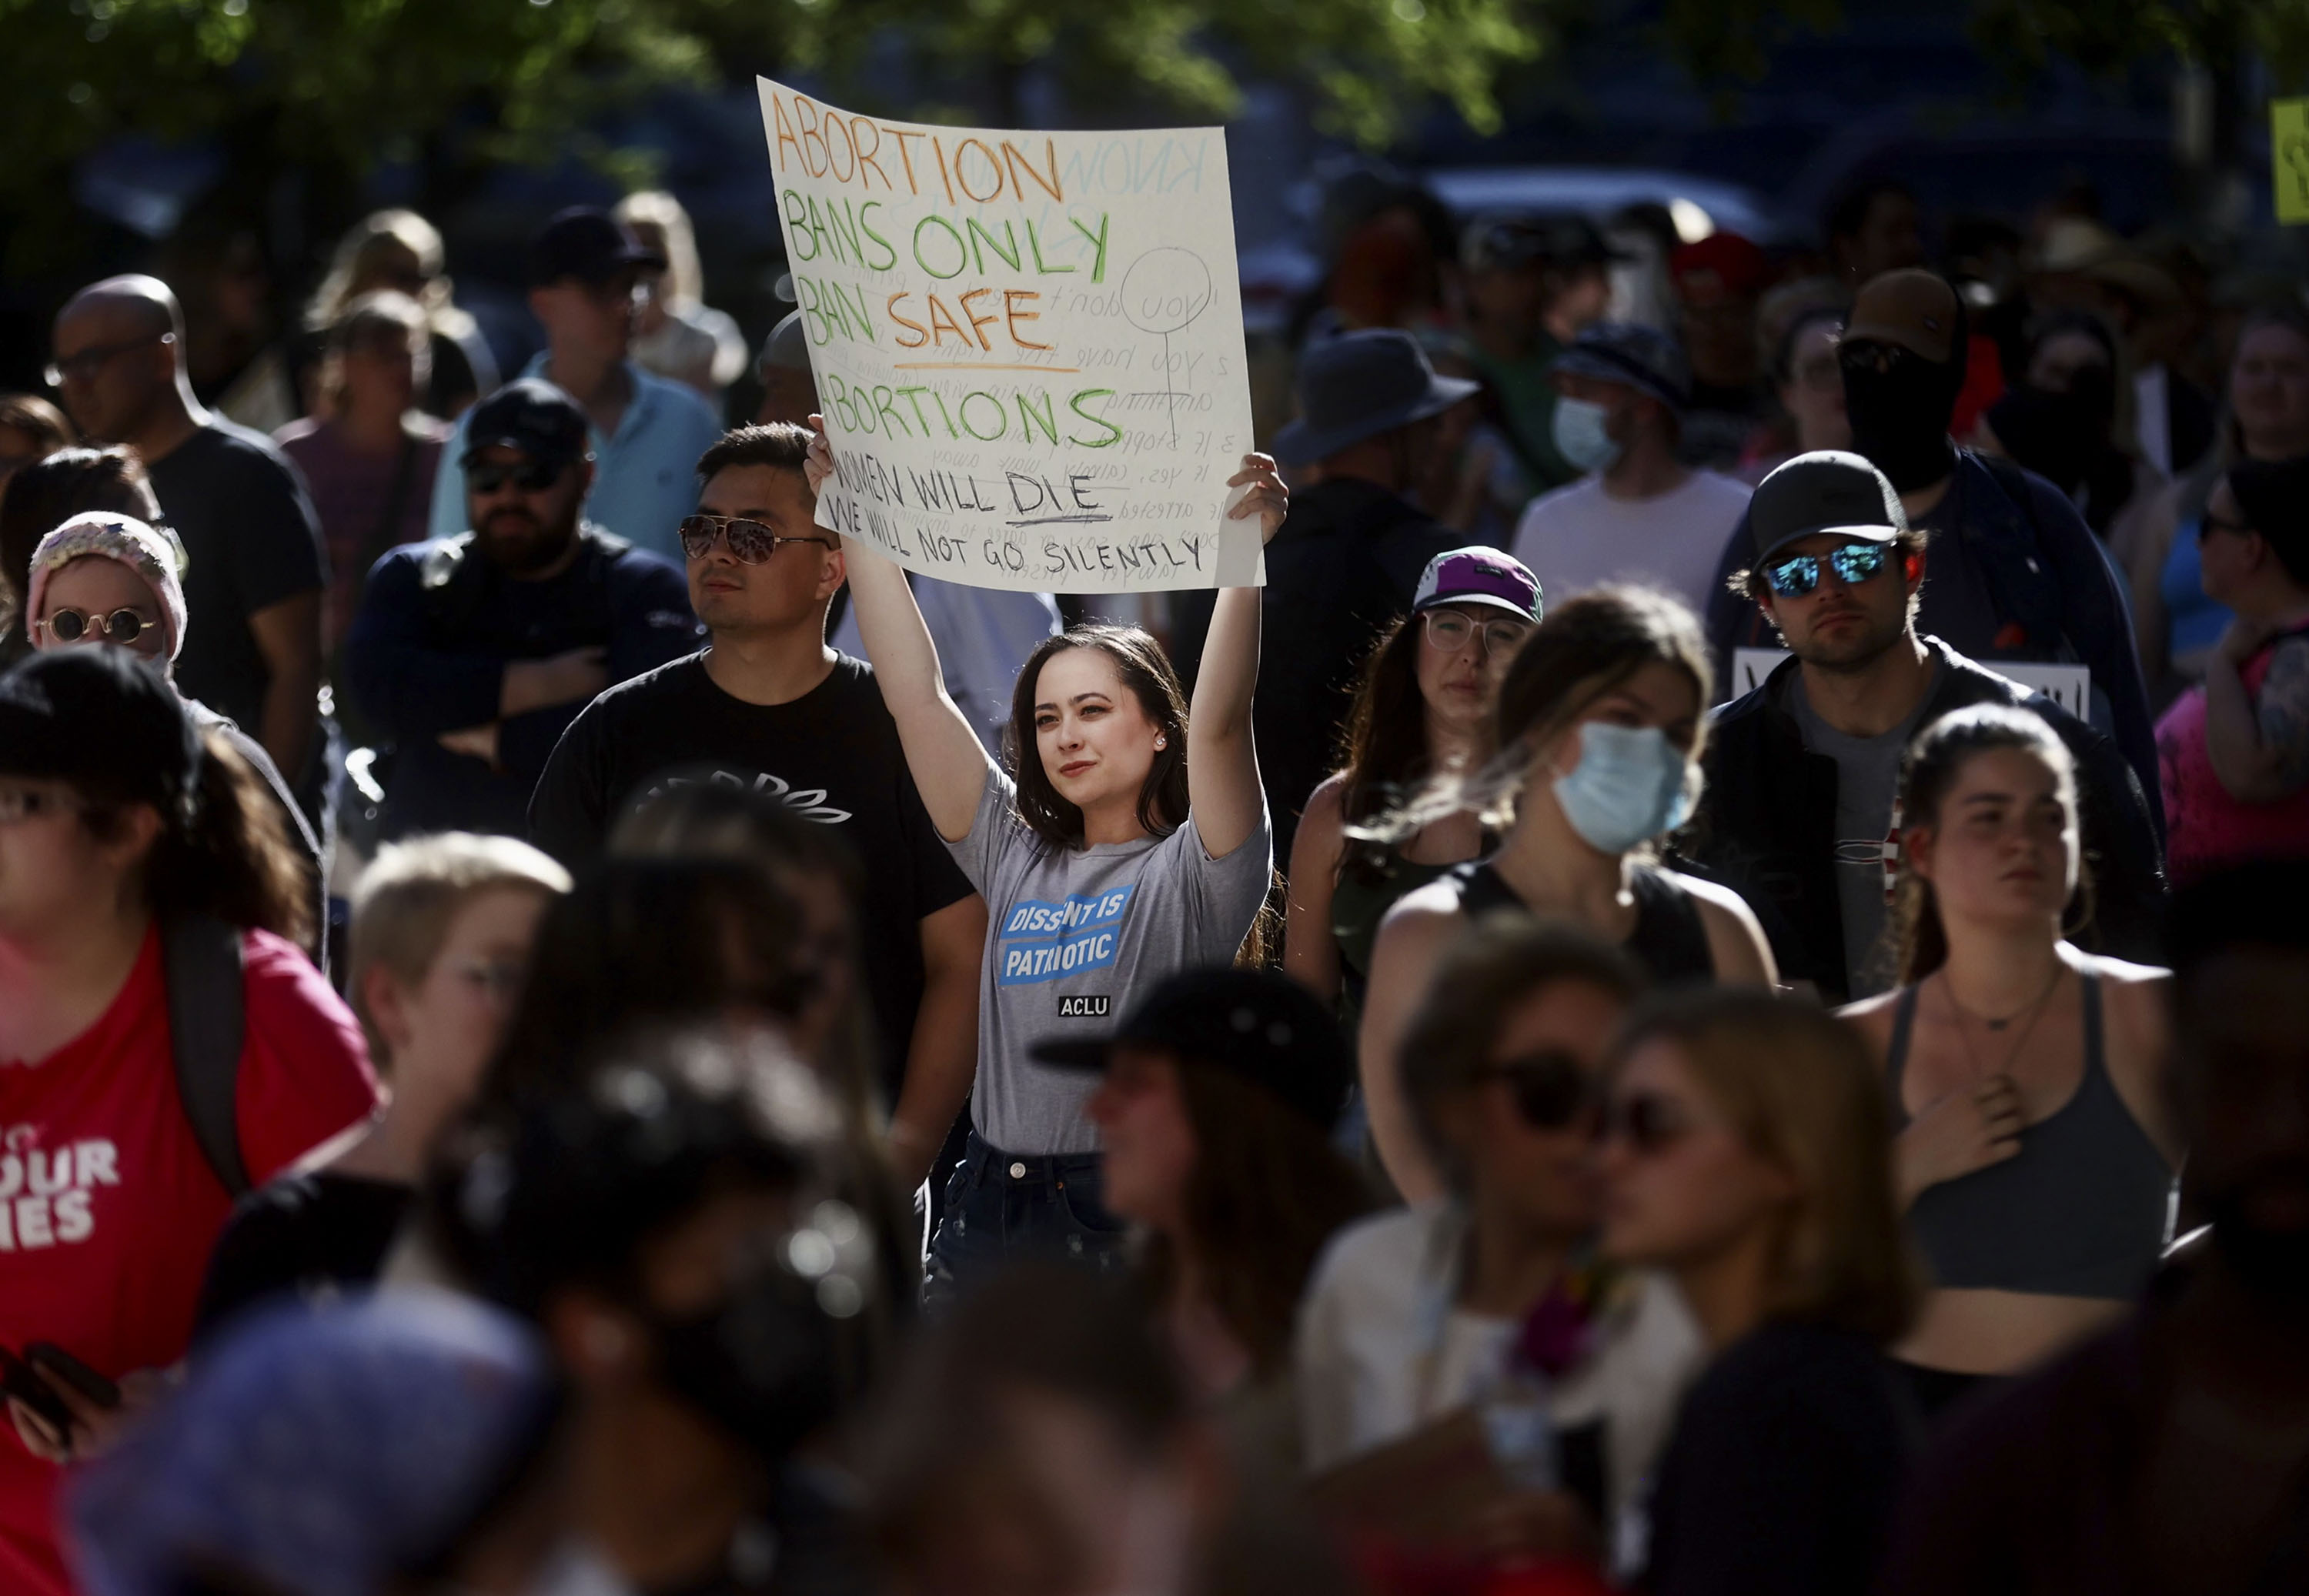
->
<box><xmin>531</xmin><ymin>423</ymin><xmax>985</xmax><ymax>1190</ymax></box>
<box><xmin>50</xmin><ymin>276</ymin><xmax>326</xmax><ymax>799</ymax></box>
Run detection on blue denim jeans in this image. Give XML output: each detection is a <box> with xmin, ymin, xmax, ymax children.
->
<box><xmin>922</xmin><ymin>1130</ymin><xmax>1128</xmax><ymax>1313</ymax></box>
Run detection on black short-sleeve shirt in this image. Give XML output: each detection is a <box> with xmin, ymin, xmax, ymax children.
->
<box><xmin>529</xmin><ymin>650</ymin><xmax>977</xmax><ymax>1100</ymax></box>
<box><xmin>147</xmin><ymin>420</ymin><xmax>328</xmax><ymax>735</ymax></box>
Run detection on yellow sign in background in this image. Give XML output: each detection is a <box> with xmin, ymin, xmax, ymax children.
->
<box><xmin>2275</xmin><ymin>98</ymin><xmax>2309</xmax><ymax>224</ymax></box>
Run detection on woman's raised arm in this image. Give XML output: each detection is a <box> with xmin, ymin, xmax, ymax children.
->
<box><xmin>1185</xmin><ymin>453</ymin><xmax>1288</xmax><ymax>858</ymax></box>
<box><xmin>806</xmin><ymin>418</ymin><xmax>994</xmax><ymax>841</ymax></box>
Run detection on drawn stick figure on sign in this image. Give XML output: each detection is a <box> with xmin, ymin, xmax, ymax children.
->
<box><xmin>1121</xmin><ymin>249</ymin><xmax>1214</xmax><ymax>448</ymax></box>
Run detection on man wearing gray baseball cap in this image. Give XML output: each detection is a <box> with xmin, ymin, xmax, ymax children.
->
<box><xmin>1506</xmin><ymin>321</ymin><xmax>1755</xmax><ymax>620</ymax></box>
<box><xmin>1252</xmin><ymin>330</ymin><xmax>1471</xmax><ymax>858</ymax></box>
<box><xmin>1676</xmin><ymin>449</ymin><xmax>2165</xmax><ymax>1003</ymax></box>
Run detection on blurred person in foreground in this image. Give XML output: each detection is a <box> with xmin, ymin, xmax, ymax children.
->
<box><xmin>1042</xmin><ymin>969</ymin><xmax>1367</xmax><ymax>1461</ymax></box>
<box><xmin>2157</xmin><ymin>455</ymin><xmax>2309</xmax><ymax>886</ymax></box>
<box><xmin>1599</xmin><ymin>988</ymin><xmax>1920</xmax><ymax>1596</ymax></box>
<box><xmin>347</xmin><ymin>379</ymin><xmax>699</xmax><ymax>840</ymax></box>
<box><xmin>439</xmin><ymin>1027</ymin><xmax>884</xmax><ymax>1596</ymax></box>
<box><xmin>1841</xmin><ymin>706</ymin><xmax>2178</xmax><ymax>1412</ymax></box>
<box><xmin>1508</xmin><ymin>323</ymin><xmax>1754</xmax><ymax>621</ymax></box>
<box><xmin>1704</xmin><ymin>269</ymin><xmax>2161</xmax><ymax>823</ymax></box>
<box><xmin>306</xmin><ymin>207</ymin><xmax>500</xmax><ymax>419</ymax></box>
<box><xmin>0</xmin><ymin>445</ymin><xmax>160</xmax><ymax>666</ymax></box>
<box><xmin>1361</xmin><ymin>587</ymin><xmax>1776</xmax><ymax>1204</ymax></box>
<box><xmin>1298</xmin><ymin>919</ymin><xmax>1701</xmax><ymax>1544</ymax></box>
<box><xmin>428</xmin><ymin>208</ymin><xmax>723</xmax><ymax>563</ymax></box>
<box><xmin>1284</xmin><ymin>548</ymin><xmax>1539</xmax><ymax>1035</ymax></box>
<box><xmin>50</xmin><ymin>274</ymin><xmax>326</xmax><ymax>805</ymax></box>
<box><xmin>67</xmin><ymin>1291</ymin><xmax>566</xmax><ymax>1596</ymax></box>
<box><xmin>860</xmin><ymin>1262</ymin><xmax>1351</xmax><ymax>1596</ymax></box>
<box><xmin>1682</xmin><ymin>452</ymin><xmax>2164</xmax><ymax>1003</ymax></box>
<box><xmin>194</xmin><ymin>833</ymin><xmax>570</xmax><ymax>1334</ymax></box>
<box><xmin>0</xmin><ymin>647</ymin><xmax>378</xmax><ymax>1596</ymax></box>
<box><xmin>1880</xmin><ymin>862</ymin><xmax>2309</xmax><ymax>1595</ymax></box>
<box><xmin>1261</xmin><ymin>329</ymin><xmax>1468</xmax><ymax>859</ymax></box>
<box><xmin>617</xmin><ymin>190</ymin><xmax>750</xmax><ymax>403</ymax></box>
<box><xmin>274</xmin><ymin>290</ymin><xmax>453</xmax><ymax>712</ymax></box>
<box><xmin>22</xmin><ymin>512</ymin><xmax>324</xmax><ymax>947</ymax></box>
<box><xmin>1668</xmin><ymin>232</ymin><xmax>1771</xmax><ymax>473</ymax></box>
<box><xmin>2121</xmin><ymin>306</ymin><xmax>2309</xmax><ymax>708</ymax></box>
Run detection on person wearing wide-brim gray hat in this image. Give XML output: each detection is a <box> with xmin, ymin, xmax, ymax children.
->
<box><xmin>1546</xmin><ymin>320</ymin><xmax>1691</xmax><ymax>415</ymax></box>
<box><xmin>1253</xmin><ymin>329</ymin><xmax>1470</xmax><ymax>863</ymax></box>
<box><xmin>1272</xmin><ymin>329</ymin><xmax>1479</xmax><ymax>469</ymax></box>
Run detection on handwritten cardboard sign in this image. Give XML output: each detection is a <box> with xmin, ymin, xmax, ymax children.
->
<box><xmin>755</xmin><ymin>78</ymin><xmax>1262</xmax><ymax>593</ymax></box>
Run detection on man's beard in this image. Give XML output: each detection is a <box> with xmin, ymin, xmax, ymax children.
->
<box><xmin>1792</xmin><ymin>604</ymin><xmax>1906</xmax><ymax>676</ymax></box>
<box><xmin>480</xmin><ymin>508</ymin><xmax>576</xmax><ymax>576</ymax></box>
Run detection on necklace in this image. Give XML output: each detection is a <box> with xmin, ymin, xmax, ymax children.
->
<box><xmin>1940</xmin><ymin>960</ymin><xmax>2067</xmax><ymax>1083</ymax></box>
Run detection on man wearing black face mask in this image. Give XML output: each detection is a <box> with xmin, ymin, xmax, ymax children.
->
<box><xmin>446</xmin><ymin>1028</ymin><xmax>883</xmax><ymax>1596</ymax></box>
<box><xmin>346</xmin><ymin>379</ymin><xmax>700</xmax><ymax>840</ymax></box>
<box><xmin>1703</xmin><ymin>270</ymin><xmax>2161</xmax><ymax>820</ymax></box>
<box><xmin>1881</xmin><ymin>860</ymin><xmax>2309</xmax><ymax>1595</ymax></box>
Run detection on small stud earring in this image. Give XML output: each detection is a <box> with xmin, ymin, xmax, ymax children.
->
<box><xmin>1154</xmin><ymin>735</ymin><xmax>1168</xmax><ymax>750</ymax></box>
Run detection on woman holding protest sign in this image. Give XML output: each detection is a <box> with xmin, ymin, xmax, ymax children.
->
<box><xmin>805</xmin><ymin>419</ymin><xmax>1285</xmax><ymax>1300</ymax></box>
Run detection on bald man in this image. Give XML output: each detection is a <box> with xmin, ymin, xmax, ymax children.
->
<box><xmin>51</xmin><ymin>276</ymin><xmax>325</xmax><ymax>799</ymax></box>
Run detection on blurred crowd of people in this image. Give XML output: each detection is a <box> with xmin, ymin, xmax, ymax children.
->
<box><xmin>1</xmin><ymin>166</ymin><xmax>2307</xmax><ymax>1596</ymax></box>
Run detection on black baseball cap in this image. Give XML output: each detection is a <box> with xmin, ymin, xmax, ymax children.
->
<box><xmin>1034</xmin><ymin>968</ymin><xmax>1352</xmax><ymax>1133</ymax></box>
<box><xmin>459</xmin><ymin>379</ymin><xmax>592</xmax><ymax>471</ymax></box>
<box><xmin>0</xmin><ymin>646</ymin><xmax>199</xmax><ymax>816</ymax></box>
<box><xmin>527</xmin><ymin>206</ymin><xmax>667</xmax><ymax>289</ymax></box>
<box><xmin>1748</xmin><ymin>449</ymin><xmax>1908</xmax><ymax>567</ymax></box>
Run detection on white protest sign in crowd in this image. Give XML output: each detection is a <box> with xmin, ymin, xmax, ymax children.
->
<box><xmin>755</xmin><ymin>77</ymin><xmax>1264</xmax><ymax>594</ymax></box>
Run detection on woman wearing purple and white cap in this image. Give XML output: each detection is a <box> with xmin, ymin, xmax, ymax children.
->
<box><xmin>25</xmin><ymin>513</ymin><xmax>322</xmax><ymax>960</ymax></box>
<box><xmin>1285</xmin><ymin>546</ymin><xmax>1540</xmax><ymax>1037</ymax></box>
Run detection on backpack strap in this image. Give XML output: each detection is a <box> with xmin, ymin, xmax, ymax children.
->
<box><xmin>162</xmin><ymin>914</ymin><xmax>251</xmax><ymax>1197</ymax></box>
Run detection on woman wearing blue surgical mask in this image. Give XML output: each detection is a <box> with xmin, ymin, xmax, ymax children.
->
<box><xmin>1360</xmin><ymin>586</ymin><xmax>1776</xmax><ymax>1203</ymax></box>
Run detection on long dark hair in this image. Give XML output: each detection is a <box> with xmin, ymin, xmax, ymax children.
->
<box><xmin>80</xmin><ymin>728</ymin><xmax>315</xmax><ymax>950</ymax></box>
<box><xmin>1004</xmin><ymin>623</ymin><xmax>1189</xmax><ymax>850</ymax></box>
<box><xmin>1372</xmin><ymin>587</ymin><xmax>1709</xmax><ymax>843</ymax></box>
<box><xmin>1891</xmin><ymin>704</ymin><xmax>2083</xmax><ymax>986</ymax></box>
<box><xmin>1138</xmin><ymin>1063</ymin><xmax>1371</xmax><ymax>1379</ymax></box>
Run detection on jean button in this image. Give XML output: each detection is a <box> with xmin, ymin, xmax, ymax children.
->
<box><xmin>1008</xmin><ymin>1161</ymin><xmax>1028</xmax><ymax>1178</ymax></box>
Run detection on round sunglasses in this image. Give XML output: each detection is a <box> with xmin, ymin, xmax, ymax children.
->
<box><xmin>1763</xmin><ymin>539</ymin><xmax>1891</xmax><ymax>599</ymax></box>
<box><xmin>38</xmin><ymin>606</ymin><xmax>159</xmax><ymax>646</ymax></box>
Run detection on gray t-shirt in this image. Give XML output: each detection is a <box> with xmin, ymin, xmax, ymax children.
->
<box><xmin>951</xmin><ymin>766</ymin><xmax>1273</xmax><ymax>1154</ymax></box>
<box><xmin>1786</xmin><ymin>660</ymin><xmax>1939</xmax><ymax>997</ymax></box>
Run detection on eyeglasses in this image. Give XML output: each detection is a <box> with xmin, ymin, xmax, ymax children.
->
<box><xmin>44</xmin><ymin>332</ymin><xmax>172</xmax><ymax>389</ymax></box>
<box><xmin>1596</xmin><ymin>1090</ymin><xmax>1698</xmax><ymax>1156</ymax></box>
<box><xmin>679</xmin><ymin>514</ymin><xmax>837</xmax><ymax>565</ymax></box>
<box><xmin>1423</xmin><ymin>609</ymin><xmax>1532</xmax><ymax>659</ymax></box>
<box><xmin>0</xmin><ymin>786</ymin><xmax>81</xmax><ymax>825</ymax></box>
<box><xmin>1837</xmin><ymin>340</ymin><xmax>1916</xmax><ymax>377</ymax></box>
<box><xmin>1475</xmin><ymin>1049</ymin><xmax>1596</xmax><ymax>1131</ymax></box>
<box><xmin>36</xmin><ymin>606</ymin><xmax>159</xmax><ymax>646</ymax></box>
<box><xmin>1763</xmin><ymin>540</ymin><xmax>1891</xmax><ymax>599</ymax></box>
<box><xmin>466</xmin><ymin>459</ymin><xmax>565</xmax><ymax>496</ymax></box>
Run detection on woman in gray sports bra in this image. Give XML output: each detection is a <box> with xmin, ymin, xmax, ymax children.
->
<box><xmin>1840</xmin><ymin>704</ymin><xmax>2183</xmax><ymax>1412</ymax></box>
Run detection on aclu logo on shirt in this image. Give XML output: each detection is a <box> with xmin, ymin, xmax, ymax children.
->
<box><xmin>1056</xmin><ymin>995</ymin><xmax>1111</xmax><ymax>1017</ymax></box>
<box><xmin>0</xmin><ymin>1125</ymin><xmax>119</xmax><ymax>1251</ymax></box>
<box><xmin>997</xmin><ymin>885</ymin><xmax>1136</xmax><ymax>987</ymax></box>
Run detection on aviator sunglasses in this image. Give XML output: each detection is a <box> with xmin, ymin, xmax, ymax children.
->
<box><xmin>1475</xmin><ymin>1049</ymin><xmax>1595</xmax><ymax>1131</ymax></box>
<box><xmin>678</xmin><ymin>513</ymin><xmax>837</xmax><ymax>565</ymax></box>
<box><xmin>1763</xmin><ymin>540</ymin><xmax>1891</xmax><ymax>599</ymax></box>
<box><xmin>37</xmin><ymin>606</ymin><xmax>159</xmax><ymax>646</ymax></box>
